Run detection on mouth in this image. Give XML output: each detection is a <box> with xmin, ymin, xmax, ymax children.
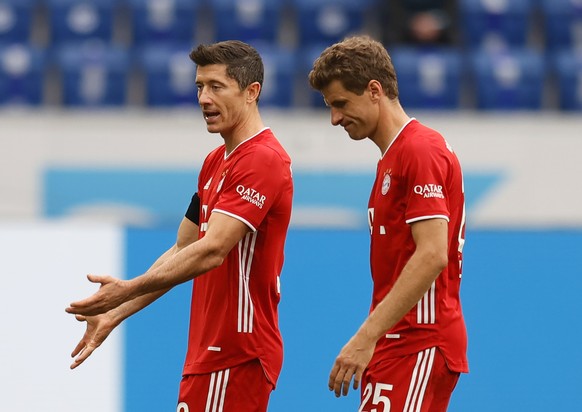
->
<box><xmin>203</xmin><ymin>110</ymin><xmax>221</xmax><ymax>122</ymax></box>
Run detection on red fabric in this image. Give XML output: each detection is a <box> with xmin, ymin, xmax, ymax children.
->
<box><xmin>178</xmin><ymin>359</ymin><xmax>272</xmax><ymax>412</ymax></box>
<box><xmin>183</xmin><ymin>128</ymin><xmax>293</xmax><ymax>387</ymax></box>
<box><xmin>367</xmin><ymin>119</ymin><xmax>468</xmax><ymax>373</ymax></box>
<box><xmin>361</xmin><ymin>347</ymin><xmax>460</xmax><ymax>412</ymax></box>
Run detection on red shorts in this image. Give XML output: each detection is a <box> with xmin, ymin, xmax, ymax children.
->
<box><xmin>360</xmin><ymin>347</ymin><xmax>460</xmax><ymax>412</ymax></box>
<box><xmin>177</xmin><ymin>359</ymin><xmax>273</xmax><ymax>412</ymax></box>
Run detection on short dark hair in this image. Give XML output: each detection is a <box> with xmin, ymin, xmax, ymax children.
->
<box><xmin>189</xmin><ymin>40</ymin><xmax>264</xmax><ymax>97</ymax></box>
<box><xmin>309</xmin><ymin>35</ymin><xmax>399</xmax><ymax>99</ymax></box>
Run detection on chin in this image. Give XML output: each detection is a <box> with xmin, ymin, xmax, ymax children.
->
<box><xmin>205</xmin><ymin>124</ymin><xmax>221</xmax><ymax>134</ymax></box>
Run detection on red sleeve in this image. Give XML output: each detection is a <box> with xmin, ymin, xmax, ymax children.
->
<box><xmin>403</xmin><ymin>136</ymin><xmax>451</xmax><ymax>224</ymax></box>
<box><xmin>212</xmin><ymin>146</ymin><xmax>290</xmax><ymax>231</ymax></box>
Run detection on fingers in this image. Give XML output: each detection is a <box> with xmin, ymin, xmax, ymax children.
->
<box><xmin>71</xmin><ymin>339</ymin><xmax>86</xmax><ymax>358</ymax></box>
<box><xmin>65</xmin><ymin>296</ymin><xmax>105</xmax><ymax>316</ymax></box>
<box><xmin>353</xmin><ymin>367</ymin><xmax>364</xmax><ymax>391</ymax></box>
<box><xmin>70</xmin><ymin>344</ymin><xmax>95</xmax><ymax>369</ymax></box>
<box><xmin>329</xmin><ymin>361</ymin><xmax>356</xmax><ymax>397</ymax></box>
<box><xmin>86</xmin><ymin>274</ymin><xmax>109</xmax><ymax>285</ymax></box>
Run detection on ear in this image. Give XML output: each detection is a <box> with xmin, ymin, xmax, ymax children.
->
<box><xmin>246</xmin><ymin>82</ymin><xmax>261</xmax><ymax>103</ymax></box>
<box><xmin>367</xmin><ymin>80</ymin><xmax>383</xmax><ymax>102</ymax></box>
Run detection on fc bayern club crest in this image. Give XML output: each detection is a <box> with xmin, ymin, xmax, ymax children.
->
<box><xmin>381</xmin><ymin>172</ymin><xmax>391</xmax><ymax>195</ymax></box>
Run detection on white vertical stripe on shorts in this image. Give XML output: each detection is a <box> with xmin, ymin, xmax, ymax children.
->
<box><xmin>205</xmin><ymin>369</ymin><xmax>230</xmax><ymax>412</ymax></box>
<box><xmin>403</xmin><ymin>347</ymin><xmax>436</xmax><ymax>412</ymax></box>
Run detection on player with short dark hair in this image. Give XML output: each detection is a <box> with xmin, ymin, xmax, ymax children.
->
<box><xmin>66</xmin><ymin>40</ymin><xmax>293</xmax><ymax>412</ymax></box>
<box><xmin>309</xmin><ymin>35</ymin><xmax>468</xmax><ymax>411</ymax></box>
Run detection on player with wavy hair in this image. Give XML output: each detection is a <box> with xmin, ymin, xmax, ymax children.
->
<box><xmin>310</xmin><ymin>35</ymin><xmax>468</xmax><ymax>411</ymax></box>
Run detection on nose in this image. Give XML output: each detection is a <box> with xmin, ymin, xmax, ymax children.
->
<box><xmin>198</xmin><ymin>87</ymin><xmax>212</xmax><ymax>106</ymax></box>
<box><xmin>330</xmin><ymin>108</ymin><xmax>343</xmax><ymax>126</ymax></box>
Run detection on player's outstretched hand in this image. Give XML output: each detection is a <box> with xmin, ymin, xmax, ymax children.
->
<box><xmin>70</xmin><ymin>312</ymin><xmax>116</xmax><ymax>369</ymax></box>
<box><xmin>66</xmin><ymin>274</ymin><xmax>131</xmax><ymax>316</ymax></box>
<box><xmin>328</xmin><ymin>334</ymin><xmax>375</xmax><ymax>397</ymax></box>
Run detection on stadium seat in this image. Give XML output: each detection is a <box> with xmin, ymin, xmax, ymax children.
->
<box><xmin>46</xmin><ymin>0</ymin><xmax>119</xmax><ymax>45</ymax></box>
<box><xmin>0</xmin><ymin>0</ymin><xmax>37</xmax><ymax>43</ymax></box>
<box><xmin>458</xmin><ymin>0</ymin><xmax>534</xmax><ymax>49</ymax></box>
<box><xmin>539</xmin><ymin>0</ymin><xmax>582</xmax><ymax>51</ymax></box>
<box><xmin>390</xmin><ymin>46</ymin><xmax>463</xmax><ymax>110</ymax></box>
<box><xmin>135</xmin><ymin>43</ymin><xmax>198</xmax><ymax>106</ymax></box>
<box><xmin>552</xmin><ymin>49</ymin><xmax>582</xmax><ymax>111</ymax></box>
<box><xmin>298</xmin><ymin>43</ymin><xmax>330</xmax><ymax>107</ymax></box>
<box><xmin>127</xmin><ymin>0</ymin><xmax>198</xmax><ymax>46</ymax></box>
<box><xmin>292</xmin><ymin>0</ymin><xmax>374</xmax><ymax>48</ymax></box>
<box><xmin>254</xmin><ymin>44</ymin><xmax>296</xmax><ymax>107</ymax></box>
<box><xmin>469</xmin><ymin>47</ymin><xmax>545</xmax><ymax>110</ymax></box>
<box><xmin>0</xmin><ymin>43</ymin><xmax>45</xmax><ymax>105</ymax></box>
<box><xmin>54</xmin><ymin>41</ymin><xmax>130</xmax><ymax>106</ymax></box>
<box><xmin>210</xmin><ymin>0</ymin><xmax>283</xmax><ymax>44</ymax></box>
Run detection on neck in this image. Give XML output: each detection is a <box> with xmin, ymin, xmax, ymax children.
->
<box><xmin>372</xmin><ymin>99</ymin><xmax>410</xmax><ymax>155</ymax></box>
<box><xmin>223</xmin><ymin>109</ymin><xmax>265</xmax><ymax>154</ymax></box>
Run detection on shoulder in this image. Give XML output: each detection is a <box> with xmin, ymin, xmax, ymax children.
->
<box><xmin>239</xmin><ymin>129</ymin><xmax>291</xmax><ymax>166</ymax></box>
<box><xmin>402</xmin><ymin>121</ymin><xmax>451</xmax><ymax>156</ymax></box>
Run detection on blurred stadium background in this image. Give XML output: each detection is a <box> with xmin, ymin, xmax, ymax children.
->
<box><xmin>1</xmin><ymin>0</ymin><xmax>582</xmax><ymax>411</ymax></box>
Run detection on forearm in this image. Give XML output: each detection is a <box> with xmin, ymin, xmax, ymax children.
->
<box><xmin>358</xmin><ymin>251</ymin><xmax>445</xmax><ymax>343</ymax></box>
<box><xmin>106</xmin><ymin>244</ymin><xmax>180</xmax><ymax>325</ymax></box>
<box><xmin>107</xmin><ymin>288</ymin><xmax>171</xmax><ymax>327</ymax></box>
<box><xmin>127</xmin><ymin>238</ymin><xmax>223</xmax><ymax>300</ymax></box>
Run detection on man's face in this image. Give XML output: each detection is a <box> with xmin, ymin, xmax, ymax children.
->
<box><xmin>321</xmin><ymin>79</ymin><xmax>379</xmax><ymax>141</ymax></box>
<box><xmin>195</xmin><ymin>64</ymin><xmax>249</xmax><ymax>136</ymax></box>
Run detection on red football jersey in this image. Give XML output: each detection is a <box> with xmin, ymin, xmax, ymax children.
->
<box><xmin>183</xmin><ymin>128</ymin><xmax>293</xmax><ymax>386</ymax></box>
<box><xmin>367</xmin><ymin>119</ymin><xmax>468</xmax><ymax>373</ymax></box>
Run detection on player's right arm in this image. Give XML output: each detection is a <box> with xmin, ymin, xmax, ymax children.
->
<box><xmin>70</xmin><ymin>217</ymin><xmax>199</xmax><ymax>369</ymax></box>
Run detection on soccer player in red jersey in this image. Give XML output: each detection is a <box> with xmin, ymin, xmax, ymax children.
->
<box><xmin>309</xmin><ymin>35</ymin><xmax>468</xmax><ymax>411</ymax></box>
<box><xmin>66</xmin><ymin>41</ymin><xmax>293</xmax><ymax>412</ymax></box>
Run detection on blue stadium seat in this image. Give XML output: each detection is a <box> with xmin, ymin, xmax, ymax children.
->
<box><xmin>469</xmin><ymin>47</ymin><xmax>545</xmax><ymax>110</ymax></box>
<box><xmin>299</xmin><ymin>43</ymin><xmax>329</xmax><ymax>107</ymax></box>
<box><xmin>552</xmin><ymin>49</ymin><xmax>582</xmax><ymax>111</ymax></box>
<box><xmin>390</xmin><ymin>46</ymin><xmax>463</xmax><ymax>110</ymax></box>
<box><xmin>540</xmin><ymin>0</ymin><xmax>582</xmax><ymax>51</ymax></box>
<box><xmin>292</xmin><ymin>0</ymin><xmax>374</xmax><ymax>48</ymax></box>
<box><xmin>0</xmin><ymin>43</ymin><xmax>45</xmax><ymax>105</ymax></box>
<box><xmin>135</xmin><ymin>43</ymin><xmax>197</xmax><ymax>106</ymax></box>
<box><xmin>0</xmin><ymin>0</ymin><xmax>37</xmax><ymax>43</ymax></box>
<box><xmin>127</xmin><ymin>0</ymin><xmax>198</xmax><ymax>46</ymax></box>
<box><xmin>459</xmin><ymin>0</ymin><xmax>534</xmax><ymax>49</ymax></box>
<box><xmin>210</xmin><ymin>0</ymin><xmax>283</xmax><ymax>44</ymax></box>
<box><xmin>254</xmin><ymin>44</ymin><xmax>296</xmax><ymax>107</ymax></box>
<box><xmin>54</xmin><ymin>41</ymin><xmax>130</xmax><ymax>106</ymax></box>
<box><xmin>46</xmin><ymin>0</ymin><xmax>119</xmax><ymax>45</ymax></box>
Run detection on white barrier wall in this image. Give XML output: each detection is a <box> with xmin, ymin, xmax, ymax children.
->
<box><xmin>0</xmin><ymin>222</ymin><xmax>123</xmax><ymax>412</ymax></box>
<box><xmin>1</xmin><ymin>110</ymin><xmax>582</xmax><ymax>227</ymax></box>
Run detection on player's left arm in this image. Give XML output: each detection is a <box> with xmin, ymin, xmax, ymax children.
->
<box><xmin>66</xmin><ymin>212</ymin><xmax>250</xmax><ymax>316</ymax></box>
<box><xmin>329</xmin><ymin>217</ymin><xmax>448</xmax><ymax>397</ymax></box>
